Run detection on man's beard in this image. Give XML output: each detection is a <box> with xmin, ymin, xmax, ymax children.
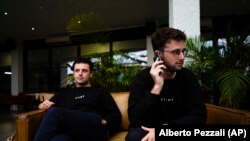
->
<box><xmin>164</xmin><ymin>62</ymin><xmax>182</xmax><ymax>72</ymax></box>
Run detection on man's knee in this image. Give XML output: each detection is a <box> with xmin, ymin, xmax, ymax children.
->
<box><xmin>46</xmin><ymin>107</ymin><xmax>62</xmax><ymax>116</ymax></box>
<box><xmin>43</xmin><ymin>107</ymin><xmax>65</xmax><ymax>121</ymax></box>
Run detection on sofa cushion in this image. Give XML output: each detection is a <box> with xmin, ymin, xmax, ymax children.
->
<box><xmin>109</xmin><ymin>131</ymin><xmax>127</xmax><ymax>141</ymax></box>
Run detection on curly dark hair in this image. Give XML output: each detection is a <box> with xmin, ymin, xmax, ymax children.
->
<box><xmin>151</xmin><ymin>27</ymin><xmax>186</xmax><ymax>51</ymax></box>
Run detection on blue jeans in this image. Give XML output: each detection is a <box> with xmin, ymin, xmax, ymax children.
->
<box><xmin>34</xmin><ymin>107</ymin><xmax>109</xmax><ymax>141</ymax></box>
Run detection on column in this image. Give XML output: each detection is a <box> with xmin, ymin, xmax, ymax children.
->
<box><xmin>146</xmin><ymin>35</ymin><xmax>154</xmax><ymax>66</ymax></box>
<box><xmin>11</xmin><ymin>43</ymin><xmax>23</xmax><ymax>111</ymax></box>
<box><xmin>169</xmin><ymin>0</ymin><xmax>200</xmax><ymax>38</ymax></box>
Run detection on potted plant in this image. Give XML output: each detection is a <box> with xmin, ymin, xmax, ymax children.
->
<box><xmin>185</xmin><ymin>36</ymin><xmax>215</xmax><ymax>102</ymax></box>
<box><xmin>186</xmin><ymin>34</ymin><xmax>250</xmax><ymax>108</ymax></box>
<box><xmin>213</xmin><ymin>33</ymin><xmax>250</xmax><ymax>108</ymax></box>
<box><xmin>90</xmin><ymin>52</ymin><xmax>141</xmax><ymax>92</ymax></box>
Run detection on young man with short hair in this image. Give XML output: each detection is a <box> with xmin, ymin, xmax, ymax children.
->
<box><xmin>34</xmin><ymin>57</ymin><xmax>121</xmax><ymax>141</ymax></box>
<box><xmin>126</xmin><ymin>27</ymin><xmax>207</xmax><ymax>141</ymax></box>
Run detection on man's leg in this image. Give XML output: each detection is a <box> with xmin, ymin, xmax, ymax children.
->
<box><xmin>34</xmin><ymin>108</ymin><xmax>108</xmax><ymax>141</ymax></box>
<box><xmin>50</xmin><ymin>134</ymin><xmax>72</xmax><ymax>141</ymax></box>
<box><xmin>34</xmin><ymin>107</ymin><xmax>66</xmax><ymax>141</ymax></box>
<box><xmin>126</xmin><ymin>127</ymin><xmax>148</xmax><ymax>141</ymax></box>
<box><xmin>63</xmin><ymin>112</ymin><xmax>109</xmax><ymax>141</ymax></box>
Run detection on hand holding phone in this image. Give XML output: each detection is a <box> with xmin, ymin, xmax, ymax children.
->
<box><xmin>150</xmin><ymin>53</ymin><xmax>165</xmax><ymax>95</ymax></box>
<box><xmin>153</xmin><ymin>52</ymin><xmax>167</xmax><ymax>76</ymax></box>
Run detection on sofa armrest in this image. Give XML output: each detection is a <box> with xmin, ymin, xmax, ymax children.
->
<box><xmin>206</xmin><ymin>103</ymin><xmax>250</xmax><ymax>124</ymax></box>
<box><xmin>16</xmin><ymin>109</ymin><xmax>46</xmax><ymax>141</ymax></box>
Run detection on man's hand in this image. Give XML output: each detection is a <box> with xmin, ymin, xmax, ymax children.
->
<box><xmin>101</xmin><ymin>119</ymin><xmax>107</xmax><ymax>125</ymax></box>
<box><xmin>150</xmin><ymin>57</ymin><xmax>165</xmax><ymax>95</ymax></box>
<box><xmin>38</xmin><ymin>100</ymin><xmax>54</xmax><ymax>110</ymax></box>
<box><xmin>141</xmin><ymin>126</ymin><xmax>155</xmax><ymax>141</ymax></box>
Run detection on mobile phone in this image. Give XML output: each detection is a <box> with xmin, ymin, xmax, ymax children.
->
<box><xmin>153</xmin><ymin>53</ymin><xmax>167</xmax><ymax>75</ymax></box>
<box><xmin>153</xmin><ymin>53</ymin><xmax>162</xmax><ymax>62</ymax></box>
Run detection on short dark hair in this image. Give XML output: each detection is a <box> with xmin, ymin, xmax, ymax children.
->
<box><xmin>71</xmin><ymin>57</ymin><xmax>94</xmax><ymax>72</ymax></box>
<box><xmin>151</xmin><ymin>27</ymin><xmax>187</xmax><ymax>51</ymax></box>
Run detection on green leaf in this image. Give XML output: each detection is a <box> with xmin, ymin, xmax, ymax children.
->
<box><xmin>214</xmin><ymin>69</ymin><xmax>250</xmax><ymax>108</ymax></box>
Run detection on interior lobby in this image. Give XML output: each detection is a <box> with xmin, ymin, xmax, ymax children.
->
<box><xmin>0</xmin><ymin>0</ymin><xmax>250</xmax><ymax>140</ymax></box>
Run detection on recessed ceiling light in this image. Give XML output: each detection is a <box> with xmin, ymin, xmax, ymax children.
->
<box><xmin>4</xmin><ymin>12</ymin><xmax>8</xmax><ymax>15</ymax></box>
<box><xmin>31</xmin><ymin>27</ymin><xmax>35</xmax><ymax>31</ymax></box>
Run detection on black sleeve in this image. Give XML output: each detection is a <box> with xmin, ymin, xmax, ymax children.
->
<box><xmin>128</xmin><ymin>69</ymin><xmax>162</xmax><ymax>127</ymax></box>
<box><xmin>101</xmin><ymin>90</ymin><xmax>122</xmax><ymax>133</ymax></box>
<box><xmin>49</xmin><ymin>91</ymin><xmax>62</xmax><ymax>107</ymax></box>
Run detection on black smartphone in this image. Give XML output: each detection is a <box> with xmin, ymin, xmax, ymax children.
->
<box><xmin>153</xmin><ymin>53</ymin><xmax>167</xmax><ymax>75</ymax></box>
<box><xmin>153</xmin><ymin>53</ymin><xmax>162</xmax><ymax>62</ymax></box>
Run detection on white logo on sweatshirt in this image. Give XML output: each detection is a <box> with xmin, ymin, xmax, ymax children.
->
<box><xmin>75</xmin><ymin>95</ymin><xmax>85</xmax><ymax>99</ymax></box>
<box><xmin>161</xmin><ymin>98</ymin><xmax>174</xmax><ymax>102</ymax></box>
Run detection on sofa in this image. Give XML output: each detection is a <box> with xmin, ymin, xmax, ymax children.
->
<box><xmin>15</xmin><ymin>92</ymin><xmax>250</xmax><ymax>141</ymax></box>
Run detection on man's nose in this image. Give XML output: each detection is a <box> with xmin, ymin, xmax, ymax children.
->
<box><xmin>78</xmin><ymin>70</ymin><xmax>84</xmax><ymax>74</ymax></box>
<box><xmin>178</xmin><ymin>52</ymin><xmax>185</xmax><ymax>59</ymax></box>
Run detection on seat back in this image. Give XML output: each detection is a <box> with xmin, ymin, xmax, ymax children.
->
<box><xmin>34</xmin><ymin>92</ymin><xmax>54</xmax><ymax>101</ymax></box>
<box><xmin>111</xmin><ymin>92</ymin><xmax>130</xmax><ymax>131</ymax></box>
<box><xmin>206</xmin><ymin>103</ymin><xmax>250</xmax><ymax>124</ymax></box>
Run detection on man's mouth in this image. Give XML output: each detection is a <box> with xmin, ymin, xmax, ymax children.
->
<box><xmin>176</xmin><ymin>62</ymin><xmax>183</xmax><ymax>65</ymax></box>
<box><xmin>77</xmin><ymin>77</ymin><xmax>84</xmax><ymax>80</ymax></box>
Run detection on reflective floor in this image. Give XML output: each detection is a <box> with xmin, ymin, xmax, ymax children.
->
<box><xmin>0</xmin><ymin>107</ymin><xmax>16</xmax><ymax>141</ymax></box>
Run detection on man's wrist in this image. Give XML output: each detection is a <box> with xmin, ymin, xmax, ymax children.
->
<box><xmin>150</xmin><ymin>85</ymin><xmax>162</xmax><ymax>95</ymax></box>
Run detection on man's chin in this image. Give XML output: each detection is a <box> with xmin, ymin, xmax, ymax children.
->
<box><xmin>76</xmin><ymin>81</ymin><xmax>88</xmax><ymax>86</ymax></box>
<box><xmin>176</xmin><ymin>64</ymin><xmax>183</xmax><ymax>69</ymax></box>
<box><xmin>176</xmin><ymin>67</ymin><xmax>183</xmax><ymax>70</ymax></box>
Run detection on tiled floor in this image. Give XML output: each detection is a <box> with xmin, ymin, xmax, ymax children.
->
<box><xmin>0</xmin><ymin>108</ymin><xmax>17</xmax><ymax>141</ymax></box>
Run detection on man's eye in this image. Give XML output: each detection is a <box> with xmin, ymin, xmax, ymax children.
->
<box><xmin>173</xmin><ymin>51</ymin><xmax>179</xmax><ymax>55</ymax></box>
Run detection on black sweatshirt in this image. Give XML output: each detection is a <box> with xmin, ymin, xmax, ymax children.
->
<box><xmin>50</xmin><ymin>87</ymin><xmax>121</xmax><ymax>133</ymax></box>
<box><xmin>128</xmin><ymin>67</ymin><xmax>207</xmax><ymax>128</ymax></box>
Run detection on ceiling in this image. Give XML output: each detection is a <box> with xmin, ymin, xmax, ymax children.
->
<box><xmin>0</xmin><ymin>0</ymin><xmax>250</xmax><ymax>43</ymax></box>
